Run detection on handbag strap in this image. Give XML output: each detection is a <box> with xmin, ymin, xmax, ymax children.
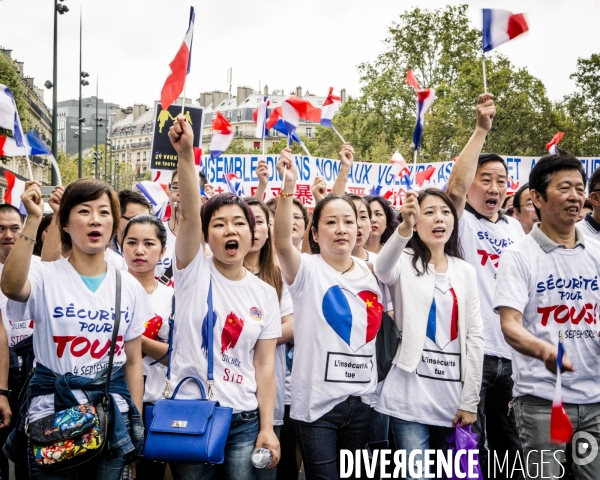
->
<box><xmin>104</xmin><ymin>269</ymin><xmax>122</xmax><ymax>402</ymax></box>
<box><xmin>206</xmin><ymin>280</ymin><xmax>214</xmax><ymax>400</ymax></box>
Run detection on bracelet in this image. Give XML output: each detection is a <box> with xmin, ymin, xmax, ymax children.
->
<box><xmin>19</xmin><ymin>232</ymin><xmax>36</xmax><ymax>245</ymax></box>
<box><xmin>280</xmin><ymin>192</ymin><xmax>293</xmax><ymax>199</ymax></box>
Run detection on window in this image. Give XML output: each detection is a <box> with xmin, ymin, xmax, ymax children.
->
<box><xmin>137</xmin><ymin>152</ymin><xmax>140</xmax><ymax>162</ymax></box>
<box><xmin>143</xmin><ymin>151</ymin><xmax>147</xmax><ymax>162</ymax></box>
<box><xmin>306</xmin><ymin>128</ymin><xmax>312</xmax><ymax>138</ymax></box>
<box><xmin>254</xmin><ymin>141</ymin><xmax>260</xmax><ymax>149</ymax></box>
<box><xmin>235</xmin><ymin>126</ymin><xmax>239</xmax><ymax>136</ymax></box>
<box><xmin>121</xmin><ymin>154</ymin><xmax>125</xmax><ymax>162</ymax></box>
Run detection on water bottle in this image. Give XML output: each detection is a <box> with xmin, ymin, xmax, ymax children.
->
<box><xmin>251</xmin><ymin>447</ymin><xmax>273</xmax><ymax>468</ymax></box>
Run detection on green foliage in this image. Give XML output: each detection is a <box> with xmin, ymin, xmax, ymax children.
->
<box><xmin>225</xmin><ymin>139</ymin><xmax>256</xmax><ymax>155</ymax></box>
<box><xmin>310</xmin><ymin>5</ymin><xmax>592</xmax><ymax>162</ymax></box>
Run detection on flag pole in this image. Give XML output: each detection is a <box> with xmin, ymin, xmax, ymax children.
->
<box><xmin>25</xmin><ymin>154</ymin><xmax>33</xmax><ymax>180</ymax></box>
<box><xmin>412</xmin><ymin>149</ymin><xmax>418</xmax><ymax>186</ymax></box>
<box><xmin>482</xmin><ymin>53</ymin><xmax>488</xmax><ymax>93</ymax></box>
<box><xmin>299</xmin><ymin>141</ymin><xmax>311</xmax><ymax>158</ymax></box>
<box><xmin>331</xmin><ymin>125</ymin><xmax>345</xmax><ymax>143</ymax></box>
<box><xmin>181</xmin><ymin>80</ymin><xmax>187</xmax><ymax>116</ymax></box>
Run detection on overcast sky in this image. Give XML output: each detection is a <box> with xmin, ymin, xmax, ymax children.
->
<box><xmin>0</xmin><ymin>0</ymin><xmax>597</xmax><ymax>109</ymax></box>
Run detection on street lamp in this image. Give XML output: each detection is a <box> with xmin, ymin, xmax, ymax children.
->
<box><xmin>48</xmin><ymin>0</ymin><xmax>69</xmax><ymax>185</ymax></box>
<box><xmin>78</xmin><ymin>10</ymin><xmax>89</xmax><ymax>178</ymax></box>
<box><xmin>105</xmin><ymin>138</ymin><xmax>111</xmax><ymax>183</ymax></box>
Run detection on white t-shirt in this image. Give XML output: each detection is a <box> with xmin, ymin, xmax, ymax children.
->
<box><xmin>274</xmin><ymin>285</ymin><xmax>293</xmax><ymax>426</ymax></box>
<box><xmin>285</xmin><ymin>254</ymin><xmax>382</xmax><ymax>423</ymax></box>
<box><xmin>105</xmin><ymin>248</ymin><xmax>127</xmax><ymax>271</ymax></box>
<box><xmin>367</xmin><ymin>251</ymin><xmax>393</xmax><ymax>312</ymax></box>
<box><xmin>155</xmin><ymin>222</ymin><xmax>176</xmax><ymax>280</ymax></box>
<box><xmin>0</xmin><ymin>258</ymin><xmax>39</xmax><ymax>349</ymax></box>
<box><xmin>143</xmin><ymin>282</ymin><xmax>174</xmax><ymax>404</ymax></box>
<box><xmin>377</xmin><ymin>258</ymin><xmax>462</xmax><ymax>426</ymax></box>
<box><xmin>494</xmin><ymin>227</ymin><xmax>600</xmax><ymax>404</ymax></box>
<box><xmin>459</xmin><ymin>208</ymin><xmax>524</xmax><ymax>358</ymax></box>
<box><xmin>7</xmin><ymin>258</ymin><xmax>153</xmax><ymax>421</ymax></box>
<box><xmin>172</xmin><ymin>249</ymin><xmax>281</xmax><ymax>413</ymax></box>
<box><xmin>577</xmin><ymin>213</ymin><xmax>600</xmax><ymax>241</ymax></box>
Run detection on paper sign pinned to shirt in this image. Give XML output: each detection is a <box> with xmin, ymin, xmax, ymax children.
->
<box><xmin>416</xmin><ymin>349</ymin><xmax>461</xmax><ymax>382</ymax></box>
<box><xmin>324</xmin><ymin>352</ymin><xmax>373</xmax><ymax>383</ymax></box>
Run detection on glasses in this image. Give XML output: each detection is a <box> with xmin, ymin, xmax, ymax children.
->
<box><xmin>514</xmin><ymin>202</ymin><xmax>535</xmax><ymax>212</ymax></box>
<box><xmin>169</xmin><ymin>183</ymin><xmax>179</xmax><ymax>192</ymax></box>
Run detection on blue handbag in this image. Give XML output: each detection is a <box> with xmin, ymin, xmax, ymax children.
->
<box><xmin>144</xmin><ymin>282</ymin><xmax>233</xmax><ymax>464</ymax></box>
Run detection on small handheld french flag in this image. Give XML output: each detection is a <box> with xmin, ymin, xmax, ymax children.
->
<box><xmin>482</xmin><ymin>9</ymin><xmax>528</xmax><ymax>53</ymax></box>
<box><xmin>3</xmin><ymin>171</ymin><xmax>27</xmax><ymax>216</ymax></box>
<box><xmin>0</xmin><ymin>85</ymin><xmax>25</xmax><ymax>147</ymax></box>
<box><xmin>320</xmin><ymin>87</ymin><xmax>341</xmax><ymax>128</ymax></box>
<box><xmin>550</xmin><ymin>334</ymin><xmax>574</xmax><ymax>444</ymax></box>
<box><xmin>136</xmin><ymin>181</ymin><xmax>170</xmax><ymax>221</ymax></box>
<box><xmin>223</xmin><ymin>173</ymin><xmax>243</xmax><ymax>196</ymax></box>
<box><xmin>253</xmin><ymin>96</ymin><xmax>269</xmax><ymax>139</ymax></box>
<box><xmin>406</xmin><ymin>71</ymin><xmax>435</xmax><ymax>152</ymax></box>
<box><xmin>209</xmin><ymin>112</ymin><xmax>234</xmax><ymax>160</ymax></box>
<box><xmin>546</xmin><ymin>132</ymin><xmax>564</xmax><ymax>155</ymax></box>
<box><xmin>390</xmin><ymin>151</ymin><xmax>412</xmax><ymax>190</ymax></box>
<box><xmin>281</xmin><ymin>97</ymin><xmax>321</xmax><ymax>145</ymax></box>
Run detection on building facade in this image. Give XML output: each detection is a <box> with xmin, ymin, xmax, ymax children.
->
<box><xmin>56</xmin><ymin>96</ymin><xmax>119</xmax><ymax>156</ymax></box>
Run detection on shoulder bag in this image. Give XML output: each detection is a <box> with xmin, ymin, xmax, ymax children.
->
<box><xmin>29</xmin><ymin>269</ymin><xmax>122</xmax><ymax>471</ymax></box>
<box><xmin>144</xmin><ymin>281</ymin><xmax>233</xmax><ymax>464</ymax></box>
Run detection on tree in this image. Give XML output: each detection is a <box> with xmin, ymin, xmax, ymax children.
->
<box><xmin>562</xmin><ymin>53</ymin><xmax>600</xmax><ymax>155</ymax></box>
<box><xmin>315</xmin><ymin>5</ymin><xmax>573</xmax><ymax>163</ymax></box>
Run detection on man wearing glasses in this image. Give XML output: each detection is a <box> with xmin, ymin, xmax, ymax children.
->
<box><xmin>577</xmin><ymin>167</ymin><xmax>600</xmax><ymax>240</ymax></box>
<box><xmin>513</xmin><ymin>183</ymin><xmax>539</xmax><ymax>235</ymax></box>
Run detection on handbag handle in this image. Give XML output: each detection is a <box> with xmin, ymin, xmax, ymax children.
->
<box><xmin>170</xmin><ymin>376</ymin><xmax>207</xmax><ymax>400</ymax></box>
<box><xmin>104</xmin><ymin>269</ymin><xmax>122</xmax><ymax>403</ymax></box>
<box><xmin>162</xmin><ymin>280</ymin><xmax>215</xmax><ymax>400</ymax></box>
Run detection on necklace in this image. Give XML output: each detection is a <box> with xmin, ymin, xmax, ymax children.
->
<box><xmin>341</xmin><ymin>259</ymin><xmax>354</xmax><ymax>275</ymax></box>
<box><xmin>148</xmin><ymin>281</ymin><xmax>158</xmax><ymax>295</ymax></box>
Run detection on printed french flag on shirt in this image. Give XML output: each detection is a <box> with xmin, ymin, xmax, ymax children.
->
<box><xmin>209</xmin><ymin>112</ymin><xmax>234</xmax><ymax>160</ymax></box>
<box><xmin>3</xmin><ymin>171</ymin><xmax>27</xmax><ymax>215</ymax></box>
<box><xmin>320</xmin><ymin>87</ymin><xmax>341</xmax><ymax>128</ymax></box>
<box><xmin>253</xmin><ymin>96</ymin><xmax>269</xmax><ymax>139</ymax></box>
<box><xmin>546</xmin><ymin>132</ymin><xmax>565</xmax><ymax>155</ymax></box>
<box><xmin>406</xmin><ymin>71</ymin><xmax>435</xmax><ymax>151</ymax></box>
<box><xmin>0</xmin><ymin>85</ymin><xmax>25</xmax><ymax>147</ymax></box>
<box><xmin>160</xmin><ymin>7</ymin><xmax>195</xmax><ymax>111</ymax></box>
<box><xmin>550</xmin><ymin>338</ymin><xmax>574</xmax><ymax>443</ymax></box>
<box><xmin>482</xmin><ymin>9</ymin><xmax>529</xmax><ymax>52</ymax></box>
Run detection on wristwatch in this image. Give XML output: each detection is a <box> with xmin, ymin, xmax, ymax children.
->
<box><xmin>0</xmin><ymin>389</ymin><xmax>11</xmax><ymax>398</ymax></box>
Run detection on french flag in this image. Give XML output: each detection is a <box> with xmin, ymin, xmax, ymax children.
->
<box><xmin>136</xmin><ymin>181</ymin><xmax>170</xmax><ymax>220</ymax></box>
<box><xmin>253</xmin><ymin>96</ymin><xmax>269</xmax><ymax>139</ymax></box>
<box><xmin>209</xmin><ymin>112</ymin><xmax>234</xmax><ymax>160</ymax></box>
<box><xmin>482</xmin><ymin>9</ymin><xmax>529</xmax><ymax>53</ymax></box>
<box><xmin>160</xmin><ymin>7</ymin><xmax>195</xmax><ymax>111</ymax></box>
<box><xmin>224</xmin><ymin>173</ymin><xmax>243</xmax><ymax>196</ymax></box>
<box><xmin>546</xmin><ymin>132</ymin><xmax>564</xmax><ymax>155</ymax></box>
<box><xmin>3</xmin><ymin>171</ymin><xmax>27</xmax><ymax>216</ymax></box>
<box><xmin>550</xmin><ymin>337</ymin><xmax>574</xmax><ymax>443</ymax></box>
<box><xmin>0</xmin><ymin>85</ymin><xmax>25</xmax><ymax>147</ymax></box>
<box><xmin>281</xmin><ymin>97</ymin><xmax>321</xmax><ymax>143</ymax></box>
<box><xmin>390</xmin><ymin>151</ymin><xmax>412</xmax><ymax>190</ymax></box>
<box><xmin>406</xmin><ymin>71</ymin><xmax>435</xmax><ymax>151</ymax></box>
<box><xmin>320</xmin><ymin>87</ymin><xmax>341</xmax><ymax>128</ymax></box>
<box><xmin>272</xmin><ymin>119</ymin><xmax>301</xmax><ymax>144</ymax></box>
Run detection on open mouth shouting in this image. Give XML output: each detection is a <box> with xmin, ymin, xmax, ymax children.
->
<box><xmin>88</xmin><ymin>230</ymin><xmax>102</xmax><ymax>242</ymax></box>
<box><xmin>485</xmin><ymin>198</ymin><xmax>499</xmax><ymax>209</ymax></box>
<box><xmin>432</xmin><ymin>226</ymin><xmax>446</xmax><ymax>238</ymax></box>
<box><xmin>224</xmin><ymin>240</ymin><xmax>239</xmax><ymax>256</ymax></box>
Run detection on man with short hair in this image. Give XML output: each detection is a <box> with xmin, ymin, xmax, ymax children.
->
<box><xmin>513</xmin><ymin>183</ymin><xmax>539</xmax><ymax>235</ymax></box>
<box><xmin>577</xmin><ymin>166</ymin><xmax>600</xmax><ymax>239</ymax></box>
<box><xmin>0</xmin><ymin>204</ymin><xmax>31</xmax><ymax>480</ymax></box>
<box><xmin>495</xmin><ymin>154</ymin><xmax>600</xmax><ymax>479</ymax></box>
<box><xmin>446</xmin><ymin>93</ymin><xmax>525</xmax><ymax>477</ymax></box>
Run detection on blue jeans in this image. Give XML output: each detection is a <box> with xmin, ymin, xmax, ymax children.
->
<box><xmin>28</xmin><ymin>412</ymin><xmax>130</xmax><ymax>480</ymax></box>
<box><xmin>295</xmin><ymin>396</ymin><xmax>371</xmax><ymax>480</ymax></box>
<box><xmin>472</xmin><ymin>354</ymin><xmax>523</xmax><ymax>480</ymax></box>
<box><xmin>390</xmin><ymin>417</ymin><xmax>453</xmax><ymax>480</ymax></box>
<box><xmin>170</xmin><ymin>409</ymin><xmax>259</xmax><ymax>480</ymax></box>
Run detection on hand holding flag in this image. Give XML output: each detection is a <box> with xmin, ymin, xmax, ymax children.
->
<box><xmin>550</xmin><ymin>334</ymin><xmax>574</xmax><ymax>444</ymax></box>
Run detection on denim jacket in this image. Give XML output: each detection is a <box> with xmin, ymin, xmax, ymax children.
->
<box><xmin>3</xmin><ymin>363</ymin><xmax>144</xmax><ymax>467</ymax></box>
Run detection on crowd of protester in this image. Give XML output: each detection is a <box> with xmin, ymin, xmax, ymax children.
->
<box><xmin>0</xmin><ymin>92</ymin><xmax>596</xmax><ymax>480</ymax></box>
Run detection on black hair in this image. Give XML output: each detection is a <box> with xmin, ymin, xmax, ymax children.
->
<box><xmin>119</xmin><ymin>189</ymin><xmax>151</xmax><ymax>215</ymax></box>
<box><xmin>478</xmin><ymin>153</ymin><xmax>508</xmax><ymax>175</ymax></box>
<box><xmin>583</xmin><ymin>198</ymin><xmax>593</xmax><ymax>211</ymax></box>
<box><xmin>0</xmin><ymin>204</ymin><xmax>23</xmax><ymax>221</ymax></box>
<box><xmin>588</xmin><ymin>167</ymin><xmax>600</xmax><ymax>194</ymax></box>
<box><xmin>309</xmin><ymin>195</ymin><xmax>357</xmax><ymax>254</ymax></box>
<box><xmin>201</xmin><ymin>193</ymin><xmax>255</xmax><ymax>246</ymax></box>
<box><xmin>528</xmin><ymin>154</ymin><xmax>586</xmax><ymax>220</ymax></box>
<box><xmin>121</xmin><ymin>214</ymin><xmax>168</xmax><ymax>249</ymax></box>
<box><xmin>502</xmin><ymin>194</ymin><xmax>514</xmax><ymax>209</ymax></box>
<box><xmin>266</xmin><ymin>196</ymin><xmax>309</xmax><ymax>230</ymax></box>
<box><xmin>364</xmin><ymin>195</ymin><xmax>400</xmax><ymax>244</ymax></box>
<box><xmin>199</xmin><ymin>171</ymin><xmax>207</xmax><ymax>188</ymax></box>
<box><xmin>171</xmin><ymin>169</ymin><xmax>178</xmax><ymax>183</ymax></box>
<box><xmin>345</xmin><ymin>194</ymin><xmax>372</xmax><ymax>218</ymax></box>
<box><xmin>513</xmin><ymin>183</ymin><xmax>530</xmax><ymax>212</ymax></box>
<box><xmin>243</xmin><ymin>198</ymin><xmax>283</xmax><ymax>301</ymax></box>
<box><xmin>407</xmin><ymin>188</ymin><xmax>464</xmax><ymax>275</ymax></box>
<box><xmin>33</xmin><ymin>213</ymin><xmax>53</xmax><ymax>257</ymax></box>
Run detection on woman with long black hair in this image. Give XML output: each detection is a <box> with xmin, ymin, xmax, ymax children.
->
<box><xmin>374</xmin><ymin>189</ymin><xmax>484</xmax><ymax>479</ymax></box>
<box><xmin>364</xmin><ymin>195</ymin><xmax>400</xmax><ymax>254</ymax></box>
